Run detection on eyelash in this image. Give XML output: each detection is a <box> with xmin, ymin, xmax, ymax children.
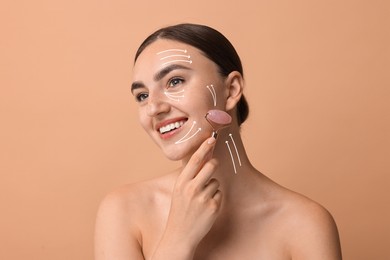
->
<box><xmin>167</xmin><ymin>77</ymin><xmax>184</xmax><ymax>88</ymax></box>
<box><xmin>134</xmin><ymin>77</ymin><xmax>185</xmax><ymax>103</ymax></box>
<box><xmin>135</xmin><ymin>93</ymin><xmax>148</xmax><ymax>102</ymax></box>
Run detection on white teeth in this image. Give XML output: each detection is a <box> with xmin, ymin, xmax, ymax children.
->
<box><xmin>159</xmin><ymin>120</ymin><xmax>186</xmax><ymax>134</ymax></box>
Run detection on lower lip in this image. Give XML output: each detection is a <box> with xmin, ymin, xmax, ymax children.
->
<box><xmin>159</xmin><ymin>122</ymin><xmax>186</xmax><ymax>140</ymax></box>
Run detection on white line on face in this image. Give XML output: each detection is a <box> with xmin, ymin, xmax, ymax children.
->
<box><xmin>160</xmin><ymin>54</ymin><xmax>191</xmax><ymax>60</ymax></box>
<box><xmin>161</xmin><ymin>59</ymin><xmax>192</xmax><ymax>66</ymax></box>
<box><xmin>175</xmin><ymin>121</ymin><xmax>202</xmax><ymax>144</ymax></box>
<box><xmin>157</xmin><ymin>49</ymin><xmax>187</xmax><ymax>55</ymax></box>
<box><xmin>164</xmin><ymin>89</ymin><xmax>185</xmax><ymax>102</ymax></box>
<box><xmin>175</xmin><ymin>128</ymin><xmax>202</xmax><ymax>144</ymax></box>
<box><xmin>206</xmin><ymin>84</ymin><xmax>217</xmax><ymax>106</ymax></box>
<box><xmin>157</xmin><ymin>49</ymin><xmax>193</xmax><ymax>66</ymax></box>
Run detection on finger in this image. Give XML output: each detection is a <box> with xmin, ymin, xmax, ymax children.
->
<box><xmin>210</xmin><ymin>190</ymin><xmax>223</xmax><ymax>212</ymax></box>
<box><xmin>202</xmin><ymin>178</ymin><xmax>220</xmax><ymax>199</ymax></box>
<box><xmin>194</xmin><ymin>159</ymin><xmax>218</xmax><ymax>186</ymax></box>
<box><xmin>213</xmin><ymin>189</ymin><xmax>222</xmax><ymax>201</ymax></box>
<box><xmin>180</xmin><ymin>137</ymin><xmax>216</xmax><ymax>181</ymax></box>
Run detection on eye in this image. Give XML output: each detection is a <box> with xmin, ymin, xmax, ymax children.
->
<box><xmin>168</xmin><ymin>77</ymin><xmax>184</xmax><ymax>88</ymax></box>
<box><xmin>135</xmin><ymin>92</ymin><xmax>149</xmax><ymax>102</ymax></box>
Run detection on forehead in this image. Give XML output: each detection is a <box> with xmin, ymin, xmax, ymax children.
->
<box><xmin>136</xmin><ymin>39</ymin><xmax>200</xmax><ymax>61</ymax></box>
<box><xmin>132</xmin><ymin>39</ymin><xmax>213</xmax><ymax>79</ymax></box>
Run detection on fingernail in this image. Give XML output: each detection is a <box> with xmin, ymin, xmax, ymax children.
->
<box><xmin>207</xmin><ymin>137</ymin><xmax>216</xmax><ymax>144</ymax></box>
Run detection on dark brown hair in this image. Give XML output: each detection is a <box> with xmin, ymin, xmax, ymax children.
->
<box><xmin>134</xmin><ymin>23</ymin><xmax>249</xmax><ymax>125</ymax></box>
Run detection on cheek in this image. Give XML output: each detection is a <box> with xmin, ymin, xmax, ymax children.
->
<box><xmin>182</xmin><ymin>88</ymin><xmax>217</xmax><ymax>130</ymax></box>
<box><xmin>138</xmin><ymin>109</ymin><xmax>150</xmax><ymax>132</ymax></box>
<box><xmin>183</xmin><ymin>91</ymin><xmax>212</xmax><ymax>115</ymax></box>
<box><xmin>188</xmin><ymin>82</ymin><xmax>226</xmax><ymax>111</ymax></box>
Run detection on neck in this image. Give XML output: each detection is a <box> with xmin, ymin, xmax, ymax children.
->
<box><xmin>183</xmin><ymin>126</ymin><xmax>260</xmax><ymax>209</ymax></box>
<box><xmin>213</xmin><ymin>127</ymin><xmax>250</xmax><ymax>175</ymax></box>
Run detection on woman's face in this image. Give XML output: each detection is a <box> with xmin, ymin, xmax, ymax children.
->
<box><xmin>131</xmin><ymin>39</ymin><xmax>228</xmax><ymax>161</ymax></box>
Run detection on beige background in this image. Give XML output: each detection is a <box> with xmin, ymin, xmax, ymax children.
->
<box><xmin>1</xmin><ymin>0</ymin><xmax>389</xmax><ymax>259</ymax></box>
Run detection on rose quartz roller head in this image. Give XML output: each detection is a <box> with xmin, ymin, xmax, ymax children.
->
<box><xmin>205</xmin><ymin>109</ymin><xmax>232</xmax><ymax>138</ymax></box>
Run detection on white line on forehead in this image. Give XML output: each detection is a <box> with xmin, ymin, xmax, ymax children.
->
<box><xmin>157</xmin><ymin>49</ymin><xmax>192</xmax><ymax>66</ymax></box>
<box><xmin>162</xmin><ymin>59</ymin><xmax>193</xmax><ymax>66</ymax></box>
<box><xmin>160</xmin><ymin>54</ymin><xmax>191</xmax><ymax>60</ymax></box>
<box><xmin>157</xmin><ymin>49</ymin><xmax>187</xmax><ymax>55</ymax></box>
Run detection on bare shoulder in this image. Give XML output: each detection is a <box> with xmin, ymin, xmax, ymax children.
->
<box><xmin>94</xmin><ymin>172</ymin><xmax>176</xmax><ymax>260</ymax></box>
<box><xmin>277</xmin><ymin>188</ymin><xmax>342</xmax><ymax>259</ymax></box>
<box><xmin>99</xmin><ymin>172</ymin><xmax>175</xmax><ymax>211</ymax></box>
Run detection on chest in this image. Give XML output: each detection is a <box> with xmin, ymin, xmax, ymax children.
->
<box><xmin>193</xmin><ymin>222</ymin><xmax>289</xmax><ymax>260</ymax></box>
<box><xmin>141</xmin><ymin>214</ymin><xmax>290</xmax><ymax>260</ymax></box>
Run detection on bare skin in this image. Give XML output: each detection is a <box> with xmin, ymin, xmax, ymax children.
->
<box><xmin>94</xmin><ymin>39</ymin><xmax>342</xmax><ymax>260</ymax></box>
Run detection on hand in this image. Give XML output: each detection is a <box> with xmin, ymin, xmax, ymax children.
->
<box><xmin>154</xmin><ymin>137</ymin><xmax>222</xmax><ymax>258</ymax></box>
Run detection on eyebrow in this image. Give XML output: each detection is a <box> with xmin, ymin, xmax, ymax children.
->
<box><xmin>131</xmin><ymin>64</ymin><xmax>192</xmax><ymax>94</ymax></box>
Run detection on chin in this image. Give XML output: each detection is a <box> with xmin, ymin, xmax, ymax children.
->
<box><xmin>161</xmin><ymin>146</ymin><xmax>193</xmax><ymax>161</ymax></box>
<box><xmin>160</xmin><ymin>138</ymin><xmax>203</xmax><ymax>161</ymax></box>
<box><xmin>165</xmin><ymin>154</ymin><xmax>185</xmax><ymax>161</ymax></box>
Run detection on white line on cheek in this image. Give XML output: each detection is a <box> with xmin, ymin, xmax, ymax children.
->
<box><xmin>164</xmin><ymin>90</ymin><xmax>185</xmax><ymax>102</ymax></box>
<box><xmin>175</xmin><ymin>128</ymin><xmax>202</xmax><ymax>144</ymax></box>
<box><xmin>175</xmin><ymin>121</ymin><xmax>202</xmax><ymax>144</ymax></box>
<box><xmin>206</xmin><ymin>84</ymin><xmax>217</xmax><ymax>106</ymax></box>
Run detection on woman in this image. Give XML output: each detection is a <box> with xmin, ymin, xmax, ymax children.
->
<box><xmin>95</xmin><ymin>23</ymin><xmax>342</xmax><ymax>259</ymax></box>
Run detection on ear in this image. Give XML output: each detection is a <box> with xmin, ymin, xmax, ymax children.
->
<box><xmin>225</xmin><ymin>71</ymin><xmax>244</xmax><ymax>111</ymax></box>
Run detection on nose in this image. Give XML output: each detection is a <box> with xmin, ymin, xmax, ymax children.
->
<box><xmin>146</xmin><ymin>93</ymin><xmax>171</xmax><ymax>117</ymax></box>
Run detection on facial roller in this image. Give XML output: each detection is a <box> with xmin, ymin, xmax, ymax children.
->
<box><xmin>205</xmin><ymin>109</ymin><xmax>232</xmax><ymax>138</ymax></box>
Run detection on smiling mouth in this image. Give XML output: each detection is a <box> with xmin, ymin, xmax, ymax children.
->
<box><xmin>158</xmin><ymin>119</ymin><xmax>187</xmax><ymax>134</ymax></box>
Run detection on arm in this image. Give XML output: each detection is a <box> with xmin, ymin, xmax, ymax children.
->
<box><xmin>94</xmin><ymin>191</ymin><xmax>145</xmax><ymax>260</ymax></box>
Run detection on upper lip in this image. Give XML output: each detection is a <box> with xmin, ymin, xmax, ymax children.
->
<box><xmin>155</xmin><ymin>117</ymin><xmax>188</xmax><ymax>131</ymax></box>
